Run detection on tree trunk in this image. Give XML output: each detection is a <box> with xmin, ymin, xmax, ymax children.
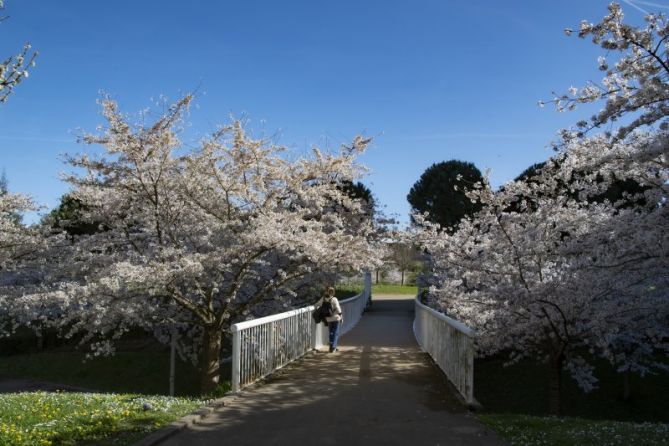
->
<box><xmin>623</xmin><ymin>370</ymin><xmax>631</xmax><ymax>401</ymax></box>
<box><xmin>401</xmin><ymin>270</ymin><xmax>405</xmax><ymax>286</ymax></box>
<box><xmin>200</xmin><ymin>325</ymin><xmax>222</xmax><ymax>395</ymax></box>
<box><xmin>549</xmin><ymin>353</ymin><xmax>564</xmax><ymax>415</ymax></box>
<box><xmin>375</xmin><ymin>269</ymin><xmax>379</xmax><ymax>284</ymax></box>
<box><xmin>36</xmin><ymin>329</ymin><xmax>44</xmax><ymax>351</ymax></box>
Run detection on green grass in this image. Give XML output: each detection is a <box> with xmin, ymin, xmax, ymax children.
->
<box><xmin>0</xmin><ymin>391</ymin><xmax>204</xmax><ymax>446</ymax></box>
<box><xmin>475</xmin><ymin>355</ymin><xmax>669</xmax><ymax>445</ymax></box>
<box><xmin>477</xmin><ymin>414</ymin><xmax>669</xmax><ymax>446</ymax></box>
<box><xmin>475</xmin><ymin>356</ymin><xmax>669</xmax><ymax>422</ymax></box>
<box><xmin>0</xmin><ymin>340</ymin><xmax>231</xmax><ymax>444</ymax></box>
<box><xmin>334</xmin><ymin>284</ymin><xmax>363</xmax><ymax>299</ymax></box>
<box><xmin>335</xmin><ymin>282</ymin><xmax>418</xmax><ymax>297</ymax></box>
<box><xmin>0</xmin><ymin>351</ymin><xmax>200</xmax><ymax>396</ymax></box>
<box><xmin>371</xmin><ymin>283</ymin><xmax>417</xmax><ymax>295</ymax></box>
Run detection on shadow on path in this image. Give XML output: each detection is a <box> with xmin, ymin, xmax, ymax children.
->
<box><xmin>161</xmin><ymin>295</ymin><xmax>503</xmax><ymax>446</ymax></box>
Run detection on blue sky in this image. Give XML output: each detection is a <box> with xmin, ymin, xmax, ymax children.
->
<box><xmin>0</xmin><ymin>0</ymin><xmax>658</xmax><ymax>223</ymax></box>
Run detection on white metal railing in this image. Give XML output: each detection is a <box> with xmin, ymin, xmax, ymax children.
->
<box><xmin>413</xmin><ymin>295</ymin><xmax>476</xmax><ymax>405</ymax></box>
<box><xmin>325</xmin><ymin>270</ymin><xmax>372</xmax><ymax>338</ymax></box>
<box><xmin>231</xmin><ymin>272</ymin><xmax>371</xmax><ymax>392</ymax></box>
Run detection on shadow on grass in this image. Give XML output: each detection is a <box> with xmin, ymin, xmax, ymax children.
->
<box><xmin>475</xmin><ymin>355</ymin><xmax>669</xmax><ymax>423</ymax></box>
<box><xmin>0</xmin><ymin>348</ymin><xmax>230</xmax><ymax>397</ymax></box>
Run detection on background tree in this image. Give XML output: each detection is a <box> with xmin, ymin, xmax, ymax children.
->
<box><xmin>407</xmin><ymin>160</ymin><xmax>483</xmax><ymax>231</ymax></box>
<box><xmin>338</xmin><ymin>180</ymin><xmax>376</xmax><ymax>219</ymax></box>
<box><xmin>337</xmin><ymin>179</ymin><xmax>398</xmax><ymax>285</ymax></box>
<box><xmin>514</xmin><ymin>162</ymin><xmax>549</xmax><ymax>184</ymax></box>
<box><xmin>514</xmin><ymin>160</ymin><xmax>650</xmax><ymax>210</ymax></box>
<box><xmin>0</xmin><ymin>0</ymin><xmax>37</xmax><ymax>103</ymax></box>
<box><xmin>0</xmin><ymin>170</ymin><xmax>8</xmax><ymax>195</ymax></box>
<box><xmin>44</xmin><ymin>194</ymin><xmax>102</xmax><ymax>238</ymax></box>
<box><xmin>388</xmin><ymin>241</ymin><xmax>419</xmax><ymax>286</ymax></box>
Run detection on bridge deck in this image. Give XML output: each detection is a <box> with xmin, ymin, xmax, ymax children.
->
<box><xmin>161</xmin><ymin>295</ymin><xmax>503</xmax><ymax>445</ymax></box>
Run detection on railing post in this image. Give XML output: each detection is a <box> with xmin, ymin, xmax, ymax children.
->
<box><xmin>169</xmin><ymin>332</ymin><xmax>176</xmax><ymax>397</ymax></box>
<box><xmin>311</xmin><ymin>311</ymin><xmax>323</xmax><ymax>350</ymax></box>
<box><xmin>311</xmin><ymin>307</ymin><xmax>316</xmax><ymax>350</ymax></box>
<box><xmin>269</xmin><ymin>322</ymin><xmax>275</xmax><ymax>369</ymax></box>
<box><xmin>232</xmin><ymin>328</ymin><xmax>241</xmax><ymax>392</ymax></box>
<box><xmin>465</xmin><ymin>338</ymin><xmax>474</xmax><ymax>405</ymax></box>
<box><xmin>364</xmin><ymin>271</ymin><xmax>372</xmax><ymax>306</ymax></box>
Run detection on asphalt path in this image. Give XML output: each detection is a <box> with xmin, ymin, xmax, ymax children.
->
<box><xmin>161</xmin><ymin>295</ymin><xmax>503</xmax><ymax>446</ymax></box>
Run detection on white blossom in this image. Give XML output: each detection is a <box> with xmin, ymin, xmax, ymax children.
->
<box><xmin>6</xmin><ymin>95</ymin><xmax>382</xmax><ymax>393</ymax></box>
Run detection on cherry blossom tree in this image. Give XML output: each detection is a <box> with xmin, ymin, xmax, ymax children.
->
<box><xmin>0</xmin><ymin>0</ymin><xmax>37</xmax><ymax>103</ymax></box>
<box><xmin>0</xmin><ymin>189</ymin><xmax>64</xmax><ymax>344</ymax></box>
<box><xmin>549</xmin><ymin>2</ymin><xmax>669</xmax><ymax>143</ymax></box>
<box><xmin>28</xmin><ymin>95</ymin><xmax>379</xmax><ymax>394</ymax></box>
<box><xmin>413</xmin><ymin>155</ymin><xmax>667</xmax><ymax>414</ymax></box>
<box><xmin>414</xmin><ymin>2</ymin><xmax>668</xmax><ymax>415</ymax></box>
<box><xmin>0</xmin><ymin>192</ymin><xmax>39</xmax><ymax>271</ymax></box>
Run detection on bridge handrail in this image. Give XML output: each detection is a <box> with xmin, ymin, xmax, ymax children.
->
<box><xmin>231</xmin><ymin>272</ymin><xmax>371</xmax><ymax>392</ymax></box>
<box><xmin>335</xmin><ymin>271</ymin><xmax>371</xmax><ymax>337</ymax></box>
<box><xmin>414</xmin><ymin>297</ymin><xmax>475</xmax><ymax>337</ymax></box>
<box><xmin>232</xmin><ymin>306</ymin><xmax>315</xmax><ymax>332</ymax></box>
<box><xmin>413</xmin><ymin>294</ymin><xmax>476</xmax><ymax>405</ymax></box>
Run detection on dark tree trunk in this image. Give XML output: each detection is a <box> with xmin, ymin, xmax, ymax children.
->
<box><xmin>623</xmin><ymin>370</ymin><xmax>631</xmax><ymax>401</ymax></box>
<box><xmin>200</xmin><ymin>325</ymin><xmax>222</xmax><ymax>395</ymax></box>
<box><xmin>36</xmin><ymin>329</ymin><xmax>44</xmax><ymax>351</ymax></box>
<box><xmin>549</xmin><ymin>353</ymin><xmax>564</xmax><ymax>415</ymax></box>
<box><xmin>375</xmin><ymin>269</ymin><xmax>380</xmax><ymax>284</ymax></box>
<box><xmin>401</xmin><ymin>270</ymin><xmax>405</xmax><ymax>286</ymax></box>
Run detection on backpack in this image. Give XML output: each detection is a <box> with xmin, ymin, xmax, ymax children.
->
<box><xmin>318</xmin><ymin>300</ymin><xmax>334</xmax><ymax>319</ymax></box>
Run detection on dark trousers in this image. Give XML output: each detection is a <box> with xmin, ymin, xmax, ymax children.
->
<box><xmin>328</xmin><ymin>320</ymin><xmax>341</xmax><ymax>350</ymax></box>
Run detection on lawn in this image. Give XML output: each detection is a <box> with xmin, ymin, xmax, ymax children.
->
<box><xmin>334</xmin><ymin>284</ymin><xmax>363</xmax><ymax>299</ymax></box>
<box><xmin>335</xmin><ymin>282</ymin><xmax>418</xmax><ymax>297</ymax></box>
<box><xmin>0</xmin><ymin>339</ymin><xmax>232</xmax><ymax>397</ymax></box>
<box><xmin>478</xmin><ymin>414</ymin><xmax>669</xmax><ymax>446</ymax></box>
<box><xmin>0</xmin><ymin>350</ymin><xmax>216</xmax><ymax>397</ymax></box>
<box><xmin>0</xmin><ymin>391</ymin><xmax>204</xmax><ymax>446</ymax></box>
<box><xmin>0</xmin><ymin>344</ymin><xmax>229</xmax><ymax>445</ymax></box>
<box><xmin>474</xmin><ymin>355</ymin><xmax>669</xmax><ymax>445</ymax></box>
<box><xmin>372</xmin><ymin>283</ymin><xmax>417</xmax><ymax>295</ymax></box>
<box><xmin>474</xmin><ymin>356</ymin><xmax>669</xmax><ymax>422</ymax></box>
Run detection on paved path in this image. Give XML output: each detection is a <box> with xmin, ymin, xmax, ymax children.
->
<box><xmin>162</xmin><ymin>295</ymin><xmax>503</xmax><ymax>446</ymax></box>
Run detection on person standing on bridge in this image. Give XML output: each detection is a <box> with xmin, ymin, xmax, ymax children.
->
<box><xmin>316</xmin><ymin>286</ymin><xmax>343</xmax><ymax>353</ymax></box>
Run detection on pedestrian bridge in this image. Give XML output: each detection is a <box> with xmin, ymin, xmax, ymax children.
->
<box><xmin>160</xmin><ymin>278</ymin><xmax>502</xmax><ymax>445</ymax></box>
